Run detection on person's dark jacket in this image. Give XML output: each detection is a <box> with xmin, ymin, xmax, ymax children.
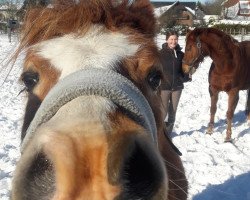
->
<box><xmin>160</xmin><ymin>43</ymin><xmax>190</xmax><ymax>91</ymax></box>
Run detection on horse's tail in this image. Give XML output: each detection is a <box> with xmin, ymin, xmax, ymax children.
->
<box><xmin>246</xmin><ymin>89</ymin><xmax>250</xmax><ymax>118</ymax></box>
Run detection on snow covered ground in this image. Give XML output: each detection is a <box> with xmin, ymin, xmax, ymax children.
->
<box><xmin>1</xmin><ymin>33</ymin><xmax>250</xmax><ymax>200</ymax></box>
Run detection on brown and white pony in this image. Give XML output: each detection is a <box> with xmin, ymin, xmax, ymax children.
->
<box><xmin>12</xmin><ymin>0</ymin><xmax>187</xmax><ymax>199</ymax></box>
<box><xmin>182</xmin><ymin>28</ymin><xmax>250</xmax><ymax>142</ymax></box>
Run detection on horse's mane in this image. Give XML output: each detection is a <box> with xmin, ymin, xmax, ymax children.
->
<box><xmin>190</xmin><ymin>28</ymin><xmax>237</xmax><ymax>41</ymax></box>
<box><xmin>18</xmin><ymin>0</ymin><xmax>156</xmax><ymax>53</ymax></box>
<box><xmin>187</xmin><ymin>28</ymin><xmax>240</xmax><ymax>59</ymax></box>
<box><xmin>189</xmin><ymin>28</ymin><xmax>238</xmax><ymax>46</ymax></box>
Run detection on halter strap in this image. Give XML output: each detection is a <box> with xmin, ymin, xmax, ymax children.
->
<box><xmin>182</xmin><ymin>36</ymin><xmax>204</xmax><ymax>73</ymax></box>
<box><xmin>21</xmin><ymin>68</ymin><xmax>158</xmax><ymax>152</ymax></box>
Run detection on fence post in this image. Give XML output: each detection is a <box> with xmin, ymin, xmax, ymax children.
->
<box><xmin>241</xmin><ymin>28</ymin><xmax>245</xmax><ymax>41</ymax></box>
<box><xmin>7</xmin><ymin>27</ymin><xmax>11</xmax><ymax>43</ymax></box>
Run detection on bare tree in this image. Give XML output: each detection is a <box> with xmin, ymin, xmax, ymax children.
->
<box><xmin>202</xmin><ymin>0</ymin><xmax>225</xmax><ymax>15</ymax></box>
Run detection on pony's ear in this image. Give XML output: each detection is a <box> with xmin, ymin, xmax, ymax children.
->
<box><xmin>112</xmin><ymin>0</ymin><xmax>156</xmax><ymax>36</ymax></box>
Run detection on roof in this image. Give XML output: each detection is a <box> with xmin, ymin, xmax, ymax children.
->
<box><xmin>222</xmin><ymin>0</ymin><xmax>239</xmax><ymax>7</ymax></box>
<box><xmin>154</xmin><ymin>1</ymin><xmax>196</xmax><ymax>17</ymax></box>
<box><xmin>154</xmin><ymin>1</ymin><xmax>177</xmax><ymax>17</ymax></box>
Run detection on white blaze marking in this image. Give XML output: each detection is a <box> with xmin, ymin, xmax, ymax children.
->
<box><xmin>34</xmin><ymin>25</ymin><xmax>139</xmax><ymax>79</ymax></box>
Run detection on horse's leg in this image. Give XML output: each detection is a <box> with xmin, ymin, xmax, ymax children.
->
<box><xmin>207</xmin><ymin>85</ymin><xmax>219</xmax><ymax>135</ymax></box>
<box><xmin>246</xmin><ymin>89</ymin><xmax>250</xmax><ymax>123</ymax></box>
<box><xmin>225</xmin><ymin>89</ymin><xmax>239</xmax><ymax>142</ymax></box>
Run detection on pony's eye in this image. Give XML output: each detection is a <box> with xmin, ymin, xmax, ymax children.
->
<box><xmin>147</xmin><ymin>71</ymin><xmax>162</xmax><ymax>90</ymax></box>
<box><xmin>21</xmin><ymin>72</ymin><xmax>39</xmax><ymax>92</ymax></box>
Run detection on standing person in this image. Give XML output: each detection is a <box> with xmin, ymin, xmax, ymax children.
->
<box><xmin>160</xmin><ymin>30</ymin><xmax>190</xmax><ymax>134</ymax></box>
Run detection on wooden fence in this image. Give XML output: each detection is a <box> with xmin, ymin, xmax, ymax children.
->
<box><xmin>222</xmin><ymin>28</ymin><xmax>250</xmax><ymax>41</ymax></box>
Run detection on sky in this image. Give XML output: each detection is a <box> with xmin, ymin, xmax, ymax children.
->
<box><xmin>0</xmin><ymin>33</ymin><xmax>250</xmax><ymax>200</ymax></box>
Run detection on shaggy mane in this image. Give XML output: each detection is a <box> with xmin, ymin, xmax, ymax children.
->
<box><xmin>18</xmin><ymin>0</ymin><xmax>156</xmax><ymax>52</ymax></box>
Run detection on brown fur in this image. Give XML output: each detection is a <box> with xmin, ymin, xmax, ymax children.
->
<box><xmin>44</xmin><ymin>129</ymin><xmax>120</xmax><ymax>200</ymax></box>
<box><xmin>183</xmin><ymin>28</ymin><xmax>250</xmax><ymax>141</ymax></box>
<box><xmin>23</xmin><ymin>51</ymin><xmax>60</xmax><ymax>100</ymax></box>
<box><xmin>12</xmin><ymin>0</ymin><xmax>188</xmax><ymax>199</ymax></box>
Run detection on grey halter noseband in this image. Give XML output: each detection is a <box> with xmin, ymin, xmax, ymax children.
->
<box><xmin>21</xmin><ymin>68</ymin><xmax>157</xmax><ymax>152</ymax></box>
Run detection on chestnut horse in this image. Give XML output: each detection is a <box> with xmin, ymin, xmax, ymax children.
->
<box><xmin>11</xmin><ymin>0</ymin><xmax>187</xmax><ymax>199</ymax></box>
<box><xmin>182</xmin><ymin>28</ymin><xmax>250</xmax><ymax>142</ymax></box>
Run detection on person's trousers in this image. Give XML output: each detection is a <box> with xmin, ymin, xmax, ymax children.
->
<box><xmin>161</xmin><ymin>89</ymin><xmax>182</xmax><ymax>133</ymax></box>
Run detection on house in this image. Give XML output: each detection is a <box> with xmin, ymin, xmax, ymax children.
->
<box><xmin>222</xmin><ymin>0</ymin><xmax>250</xmax><ymax>18</ymax></box>
<box><xmin>153</xmin><ymin>1</ymin><xmax>205</xmax><ymax>28</ymax></box>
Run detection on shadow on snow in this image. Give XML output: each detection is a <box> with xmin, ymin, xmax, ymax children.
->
<box><xmin>193</xmin><ymin>172</ymin><xmax>250</xmax><ymax>200</ymax></box>
<box><xmin>173</xmin><ymin>110</ymin><xmax>250</xmax><ymax>138</ymax></box>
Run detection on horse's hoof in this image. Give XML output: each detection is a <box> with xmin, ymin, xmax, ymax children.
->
<box><xmin>206</xmin><ymin>123</ymin><xmax>214</xmax><ymax>135</ymax></box>
<box><xmin>224</xmin><ymin>138</ymin><xmax>233</xmax><ymax>143</ymax></box>
<box><xmin>206</xmin><ymin>131</ymin><xmax>212</xmax><ymax>135</ymax></box>
<box><xmin>206</xmin><ymin>127</ymin><xmax>213</xmax><ymax>135</ymax></box>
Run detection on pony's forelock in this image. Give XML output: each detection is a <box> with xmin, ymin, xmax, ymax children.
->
<box><xmin>18</xmin><ymin>0</ymin><xmax>156</xmax><ymax>54</ymax></box>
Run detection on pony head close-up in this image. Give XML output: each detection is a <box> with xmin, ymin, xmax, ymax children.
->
<box><xmin>11</xmin><ymin>0</ymin><xmax>187</xmax><ymax>200</ymax></box>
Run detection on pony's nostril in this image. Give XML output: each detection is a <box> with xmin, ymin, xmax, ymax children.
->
<box><xmin>12</xmin><ymin>151</ymin><xmax>55</xmax><ymax>200</ymax></box>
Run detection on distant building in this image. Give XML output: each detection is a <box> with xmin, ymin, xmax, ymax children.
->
<box><xmin>153</xmin><ymin>1</ymin><xmax>205</xmax><ymax>27</ymax></box>
<box><xmin>222</xmin><ymin>0</ymin><xmax>250</xmax><ymax>19</ymax></box>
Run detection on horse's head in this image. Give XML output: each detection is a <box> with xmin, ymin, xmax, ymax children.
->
<box><xmin>12</xmin><ymin>1</ymin><xmax>187</xmax><ymax>199</ymax></box>
<box><xmin>182</xmin><ymin>28</ymin><xmax>208</xmax><ymax>75</ymax></box>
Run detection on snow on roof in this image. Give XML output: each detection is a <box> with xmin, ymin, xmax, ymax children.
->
<box><xmin>154</xmin><ymin>2</ymin><xmax>195</xmax><ymax>18</ymax></box>
<box><xmin>185</xmin><ymin>6</ymin><xmax>195</xmax><ymax>15</ymax></box>
<box><xmin>154</xmin><ymin>1</ymin><xmax>178</xmax><ymax>17</ymax></box>
<box><xmin>154</xmin><ymin>5</ymin><xmax>172</xmax><ymax>17</ymax></box>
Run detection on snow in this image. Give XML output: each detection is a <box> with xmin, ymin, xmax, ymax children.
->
<box><xmin>154</xmin><ymin>2</ymin><xmax>195</xmax><ymax>18</ymax></box>
<box><xmin>214</xmin><ymin>19</ymin><xmax>250</xmax><ymax>25</ymax></box>
<box><xmin>1</xmin><ymin>33</ymin><xmax>250</xmax><ymax>200</ymax></box>
<box><xmin>154</xmin><ymin>5</ymin><xmax>172</xmax><ymax>17</ymax></box>
<box><xmin>185</xmin><ymin>6</ymin><xmax>195</xmax><ymax>16</ymax></box>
